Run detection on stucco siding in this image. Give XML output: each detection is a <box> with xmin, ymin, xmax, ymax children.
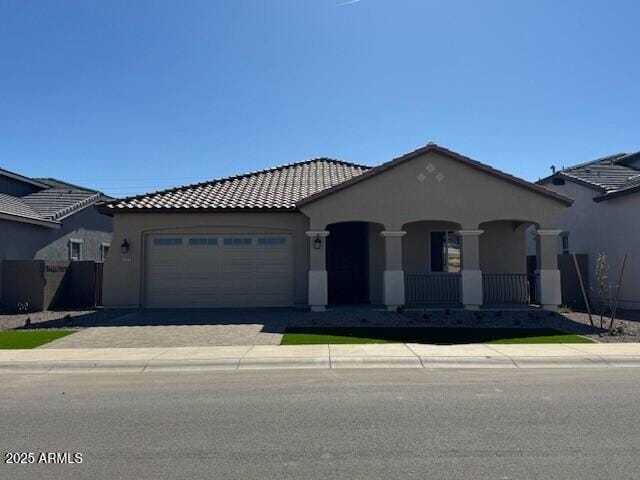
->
<box><xmin>103</xmin><ymin>211</ymin><xmax>310</xmax><ymax>308</ymax></box>
<box><xmin>0</xmin><ymin>207</ymin><xmax>112</xmax><ymax>303</ymax></box>
<box><xmin>300</xmin><ymin>151</ymin><xmax>567</xmax><ymax>230</ymax></box>
<box><xmin>479</xmin><ymin>222</ymin><xmax>528</xmax><ymax>274</ymax></box>
<box><xmin>542</xmin><ymin>179</ymin><xmax>640</xmax><ymax>309</ymax></box>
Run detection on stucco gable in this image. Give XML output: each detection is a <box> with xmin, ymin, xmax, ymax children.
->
<box><xmin>298</xmin><ymin>146</ymin><xmax>572</xmax><ymax>230</ymax></box>
<box><xmin>296</xmin><ymin>144</ymin><xmax>572</xmax><ymax>208</ymax></box>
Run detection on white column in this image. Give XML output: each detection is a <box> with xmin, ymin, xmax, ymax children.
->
<box><xmin>306</xmin><ymin>230</ymin><xmax>330</xmax><ymax>312</ymax></box>
<box><xmin>457</xmin><ymin>229</ymin><xmax>484</xmax><ymax>310</ymax></box>
<box><xmin>381</xmin><ymin>230</ymin><xmax>406</xmax><ymax>311</ymax></box>
<box><xmin>536</xmin><ymin>229</ymin><xmax>562</xmax><ymax>311</ymax></box>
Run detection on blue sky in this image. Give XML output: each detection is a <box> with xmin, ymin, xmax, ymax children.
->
<box><xmin>1</xmin><ymin>0</ymin><xmax>638</xmax><ymax>197</ymax></box>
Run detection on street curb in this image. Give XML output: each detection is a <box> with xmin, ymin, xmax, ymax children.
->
<box><xmin>330</xmin><ymin>356</ymin><xmax>422</xmax><ymax>369</ymax></box>
<box><xmin>420</xmin><ymin>356</ymin><xmax>516</xmax><ymax>368</ymax></box>
<box><xmin>509</xmin><ymin>356</ymin><xmax>608</xmax><ymax>368</ymax></box>
<box><xmin>145</xmin><ymin>358</ymin><xmax>240</xmax><ymax>372</ymax></box>
<box><xmin>3</xmin><ymin>343</ymin><xmax>640</xmax><ymax>372</ymax></box>
<box><xmin>238</xmin><ymin>357</ymin><xmax>330</xmax><ymax>369</ymax></box>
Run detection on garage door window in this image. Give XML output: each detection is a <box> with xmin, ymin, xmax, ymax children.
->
<box><xmin>257</xmin><ymin>237</ymin><xmax>287</xmax><ymax>246</ymax></box>
<box><xmin>153</xmin><ymin>238</ymin><xmax>183</xmax><ymax>246</ymax></box>
<box><xmin>188</xmin><ymin>238</ymin><xmax>218</xmax><ymax>246</ymax></box>
<box><xmin>223</xmin><ymin>238</ymin><xmax>252</xmax><ymax>246</ymax></box>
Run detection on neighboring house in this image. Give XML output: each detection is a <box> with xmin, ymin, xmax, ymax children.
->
<box><xmin>100</xmin><ymin>143</ymin><xmax>572</xmax><ymax>311</ymax></box>
<box><xmin>0</xmin><ymin>168</ymin><xmax>113</xmax><ymax>304</ymax></box>
<box><xmin>537</xmin><ymin>151</ymin><xmax>640</xmax><ymax>310</ymax></box>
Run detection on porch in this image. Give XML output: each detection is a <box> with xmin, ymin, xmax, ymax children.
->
<box><xmin>304</xmin><ymin>220</ymin><xmax>561</xmax><ymax>312</ymax></box>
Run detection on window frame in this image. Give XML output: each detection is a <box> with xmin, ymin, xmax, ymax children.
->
<box><xmin>153</xmin><ymin>238</ymin><xmax>183</xmax><ymax>246</ymax></box>
<box><xmin>223</xmin><ymin>237</ymin><xmax>253</xmax><ymax>246</ymax></box>
<box><xmin>430</xmin><ymin>231</ymin><xmax>461</xmax><ymax>273</ymax></box>
<box><xmin>188</xmin><ymin>238</ymin><xmax>218</xmax><ymax>246</ymax></box>
<box><xmin>69</xmin><ymin>239</ymin><xmax>83</xmax><ymax>261</ymax></box>
<box><xmin>99</xmin><ymin>242</ymin><xmax>111</xmax><ymax>262</ymax></box>
<box><xmin>561</xmin><ymin>232</ymin><xmax>570</xmax><ymax>255</ymax></box>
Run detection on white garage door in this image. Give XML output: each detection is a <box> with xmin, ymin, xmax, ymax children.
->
<box><xmin>145</xmin><ymin>233</ymin><xmax>293</xmax><ymax>307</ymax></box>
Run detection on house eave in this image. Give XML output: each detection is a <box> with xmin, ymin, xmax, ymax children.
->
<box><xmin>593</xmin><ymin>185</ymin><xmax>640</xmax><ymax>202</ymax></box>
<box><xmin>97</xmin><ymin>206</ymin><xmax>300</xmax><ymax>216</ymax></box>
<box><xmin>0</xmin><ymin>212</ymin><xmax>61</xmax><ymax>228</ymax></box>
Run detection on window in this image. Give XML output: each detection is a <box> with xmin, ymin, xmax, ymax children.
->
<box><xmin>561</xmin><ymin>233</ymin><xmax>570</xmax><ymax>254</ymax></box>
<box><xmin>153</xmin><ymin>238</ymin><xmax>183</xmax><ymax>246</ymax></box>
<box><xmin>257</xmin><ymin>237</ymin><xmax>286</xmax><ymax>246</ymax></box>
<box><xmin>100</xmin><ymin>242</ymin><xmax>110</xmax><ymax>262</ymax></box>
<box><xmin>189</xmin><ymin>238</ymin><xmax>218</xmax><ymax>246</ymax></box>
<box><xmin>430</xmin><ymin>232</ymin><xmax>461</xmax><ymax>273</ymax></box>
<box><xmin>223</xmin><ymin>238</ymin><xmax>252</xmax><ymax>246</ymax></box>
<box><xmin>69</xmin><ymin>239</ymin><xmax>83</xmax><ymax>261</ymax></box>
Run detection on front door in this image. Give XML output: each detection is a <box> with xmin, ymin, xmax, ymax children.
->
<box><xmin>327</xmin><ymin>222</ymin><xmax>369</xmax><ymax>304</ymax></box>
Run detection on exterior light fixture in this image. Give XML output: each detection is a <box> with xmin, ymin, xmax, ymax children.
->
<box><xmin>313</xmin><ymin>235</ymin><xmax>322</xmax><ymax>250</ymax></box>
<box><xmin>121</xmin><ymin>238</ymin><xmax>130</xmax><ymax>254</ymax></box>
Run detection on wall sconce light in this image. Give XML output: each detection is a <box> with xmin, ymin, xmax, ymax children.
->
<box><xmin>121</xmin><ymin>238</ymin><xmax>130</xmax><ymax>254</ymax></box>
<box><xmin>313</xmin><ymin>235</ymin><xmax>322</xmax><ymax>250</ymax></box>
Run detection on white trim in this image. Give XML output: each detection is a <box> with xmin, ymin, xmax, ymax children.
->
<box><xmin>536</xmin><ymin>229</ymin><xmax>563</xmax><ymax>236</ymax></box>
<box><xmin>69</xmin><ymin>239</ymin><xmax>83</xmax><ymax>261</ymax></box>
<box><xmin>380</xmin><ymin>230</ymin><xmax>407</xmax><ymax>237</ymax></box>
<box><xmin>0</xmin><ymin>211</ymin><xmax>61</xmax><ymax>229</ymax></box>
<box><xmin>456</xmin><ymin>229</ymin><xmax>484</xmax><ymax>236</ymax></box>
<box><xmin>99</xmin><ymin>242</ymin><xmax>111</xmax><ymax>262</ymax></box>
<box><xmin>305</xmin><ymin>230</ymin><xmax>330</xmax><ymax>237</ymax></box>
<box><xmin>54</xmin><ymin>196</ymin><xmax>102</xmax><ymax>221</ymax></box>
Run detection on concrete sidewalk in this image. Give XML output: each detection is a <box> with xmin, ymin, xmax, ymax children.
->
<box><xmin>2</xmin><ymin>343</ymin><xmax>640</xmax><ymax>372</ymax></box>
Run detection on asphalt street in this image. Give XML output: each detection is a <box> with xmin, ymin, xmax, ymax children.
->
<box><xmin>1</xmin><ymin>368</ymin><xmax>640</xmax><ymax>480</ymax></box>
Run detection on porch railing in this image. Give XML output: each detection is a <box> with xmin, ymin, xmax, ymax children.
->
<box><xmin>405</xmin><ymin>273</ymin><xmax>461</xmax><ymax>306</ymax></box>
<box><xmin>482</xmin><ymin>274</ymin><xmax>532</xmax><ymax>305</ymax></box>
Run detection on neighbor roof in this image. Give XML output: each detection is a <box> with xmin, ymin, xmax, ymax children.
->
<box><xmin>540</xmin><ymin>151</ymin><xmax>640</xmax><ymax>202</ymax></box>
<box><xmin>101</xmin><ymin>158</ymin><xmax>371</xmax><ymax>212</ymax></box>
<box><xmin>0</xmin><ymin>167</ymin><xmax>50</xmax><ymax>189</ymax></box>
<box><xmin>19</xmin><ymin>187</ymin><xmax>104</xmax><ymax>221</ymax></box>
<box><xmin>0</xmin><ymin>169</ymin><xmax>108</xmax><ymax>226</ymax></box>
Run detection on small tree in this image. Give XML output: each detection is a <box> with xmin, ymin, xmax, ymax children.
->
<box><xmin>594</xmin><ymin>253</ymin><xmax>610</xmax><ymax>328</ymax></box>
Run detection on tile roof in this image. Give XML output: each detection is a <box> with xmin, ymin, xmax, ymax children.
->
<box><xmin>102</xmin><ymin>158</ymin><xmax>371</xmax><ymax>212</ymax></box>
<box><xmin>548</xmin><ymin>151</ymin><xmax>640</xmax><ymax>201</ymax></box>
<box><xmin>20</xmin><ymin>188</ymin><xmax>103</xmax><ymax>220</ymax></box>
<box><xmin>0</xmin><ymin>193</ymin><xmax>46</xmax><ymax>222</ymax></box>
<box><xmin>0</xmin><ymin>170</ymin><xmax>107</xmax><ymax>225</ymax></box>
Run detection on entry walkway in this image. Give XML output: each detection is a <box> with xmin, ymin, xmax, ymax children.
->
<box><xmin>2</xmin><ymin>343</ymin><xmax>640</xmax><ymax>373</ymax></box>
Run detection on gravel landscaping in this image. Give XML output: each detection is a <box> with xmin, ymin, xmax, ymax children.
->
<box><xmin>0</xmin><ymin>308</ymin><xmax>134</xmax><ymax>332</ymax></box>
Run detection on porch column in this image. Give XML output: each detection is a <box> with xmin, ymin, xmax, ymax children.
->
<box><xmin>536</xmin><ymin>229</ymin><xmax>562</xmax><ymax>311</ymax></box>
<box><xmin>306</xmin><ymin>230</ymin><xmax>330</xmax><ymax>312</ymax></box>
<box><xmin>381</xmin><ymin>230</ymin><xmax>406</xmax><ymax>311</ymax></box>
<box><xmin>457</xmin><ymin>229</ymin><xmax>484</xmax><ymax>310</ymax></box>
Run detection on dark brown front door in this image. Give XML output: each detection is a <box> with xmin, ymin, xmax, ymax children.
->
<box><xmin>327</xmin><ymin>222</ymin><xmax>369</xmax><ymax>304</ymax></box>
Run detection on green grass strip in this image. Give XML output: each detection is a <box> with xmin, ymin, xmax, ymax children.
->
<box><xmin>281</xmin><ymin>327</ymin><xmax>593</xmax><ymax>345</ymax></box>
<box><xmin>0</xmin><ymin>330</ymin><xmax>75</xmax><ymax>349</ymax></box>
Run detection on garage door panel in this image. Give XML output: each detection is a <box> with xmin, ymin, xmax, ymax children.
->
<box><xmin>145</xmin><ymin>233</ymin><xmax>293</xmax><ymax>307</ymax></box>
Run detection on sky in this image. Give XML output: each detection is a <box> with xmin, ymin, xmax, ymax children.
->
<box><xmin>1</xmin><ymin>0</ymin><xmax>638</xmax><ymax>198</ymax></box>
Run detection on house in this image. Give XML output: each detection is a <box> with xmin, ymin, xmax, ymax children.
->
<box><xmin>537</xmin><ymin>151</ymin><xmax>640</xmax><ymax>310</ymax></box>
<box><xmin>99</xmin><ymin>143</ymin><xmax>572</xmax><ymax>311</ymax></box>
<box><xmin>0</xmin><ymin>167</ymin><xmax>113</xmax><ymax>304</ymax></box>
